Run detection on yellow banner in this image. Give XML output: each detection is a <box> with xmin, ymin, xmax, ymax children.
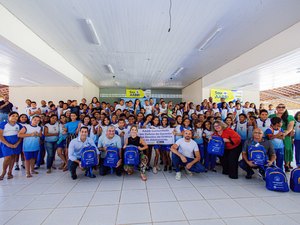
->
<box><xmin>210</xmin><ymin>89</ymin><xmax>235</xmax><ymax>103</ymax></box>
<box><xmin>126</xmin><ymin>89</ymin><xmax>145</xmax><ymax>98</ymax></box>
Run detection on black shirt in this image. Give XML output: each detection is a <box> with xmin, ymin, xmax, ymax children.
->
<box><xmin>0</xmin><ymin>101</ymin><xmax>13</xmax><ymax>114</ymax></box>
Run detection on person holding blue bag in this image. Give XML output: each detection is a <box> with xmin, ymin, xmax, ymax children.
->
<box><xmin>68</xmin><ymin>126</ymin><xmax>99</xmax><ymax>180</ymax></box>
<box><xmin>98</xmin><ymin>125</ymin><xmax>122</xmax><ymax>176</ymax></box>
<box><xmin>239</xmin><ymin>128</ymin><xmax>276</xmax><ymax>179</ymax></box>
<box><xmin>212</xmin><ymin>121</ymin><xmax>241</xmax><ymax>179</ymax></box>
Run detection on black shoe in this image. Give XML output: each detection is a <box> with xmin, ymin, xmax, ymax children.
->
<box><xmin>245</xmin><ymin>174</ymin><xmax>252</xmax><ymax>179</ymax></box>
<box><xmin>71</xmin><ymin>174</ymin><xmax>77</xmax><ymax>180</ymax></box>
<box><xmin>168</xmin><ymin>166</ymin><xmax>173</xmax><ymax>173</ymax></box>
<box><xmin>163</xmin><ymin>166</ymin><xmax>167</xmax><ymax>171</ymax></box>
<box><xmin>15</xmin><ymin>165</ymin><xmax>20</xmax><ymax>171</ymax></box>
<box><xmin>21</xmin><ymin>165</ymin><xmax>25</xmax><ymax>169</ymax></box>
<box><xmin>229</xmin><ymin>175</ymin><xmax>238</xmax><ymax>179</ymax></box>
<box><xmin>34</xmin><ymin>166</ymin><xmax>40</xmax><ymax>170</ymax></box>
<box><xmin>211</xmin><ymin>169</ymin><xmax>217</xmax><ymax>172</ymax></box>
<box><xmin>284</xmin><ymin>166</ymin><xmax>290</xmax><ymax>172</ymax></box>
<box><xmin>222</xmin><ymin>171</ymin><xmax>229</xmax><ymax>175</ymax></box>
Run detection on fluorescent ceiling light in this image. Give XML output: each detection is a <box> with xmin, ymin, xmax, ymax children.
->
<box><xmin>234</xmin><ymin>83</ymin><xmax>253</xmax><ymax>89</ymax></box>
<box><xmin>198</xmin><ymin>27</ymin><xmax>222</xmax><ymax>51</ymax></box>
<box><xmin>85</xmin><ymin>19</ymin><xmax>101</xmax><ymax>45</ymax></box>
<box><xmin>106</xmin><ymin>64</ymin><xmax>115</xmax><ymax>74</ymax></box>
<box><xmin>20</xmin><ymin>77</ymin><xmax>41</xmax><ymax>85</ymax></box>
<box><xmin>171</xmin><ymin>67</ymin><xmax>184</xmax><ymax>77</ymax></box>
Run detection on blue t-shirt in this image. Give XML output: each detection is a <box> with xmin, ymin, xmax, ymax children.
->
<box><xmin>64</xmin><ymin>120</ymin><xmax>80</xmax><ymax>135</ymax></box>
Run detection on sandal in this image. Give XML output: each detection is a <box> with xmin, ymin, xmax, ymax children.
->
<box><xmin>26</xmin><ymin>174</ymin><xmax>32</xmax><ymax>178</ymax></box>
<box><xmin>140</xmin><ymin>173</ymin><xmax>147</xmax><ymax>181</ymax></box>
<box><xmin>7</xmin><ymin>174</ymin><xmax>13</xmax><ymax>179</ymax></box>
<box><xmin>62</xmin><ymin>167</ymin><xmax>68</xmax><ymax>172</ymax></box>
<box><xmin>31</xmin><ymin>171</ymin><xmax>39</xmax><ymax>174</ymax></box>
<box><xmin>0</xmin><ymin>175</ymin><xmax>4</xmax><ymax>180</ymax></box>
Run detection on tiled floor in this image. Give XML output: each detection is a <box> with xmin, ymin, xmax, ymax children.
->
<box><xmin>0</xmin><ymin>161</ymin><xmax>300</xmax><ymax>225</ymax></box>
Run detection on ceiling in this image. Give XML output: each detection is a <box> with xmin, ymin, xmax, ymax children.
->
<box><xmin>211</xmin><ymin>48</ymin><xmax>300</xmax><ymax>91</ymax></box>
<box><xmin>1</xmin><ymin>0</ymin><xmax>300</xmax><ymax>88</ymax></box>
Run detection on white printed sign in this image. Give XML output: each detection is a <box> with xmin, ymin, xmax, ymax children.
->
<box><xmin>124</xmin><ymin>128</ymin><xmax>174</xmax><ymax>145</ymax></box>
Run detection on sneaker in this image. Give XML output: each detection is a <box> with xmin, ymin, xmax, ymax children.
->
<box><xmin>185</xmin><ymin>167</ymin><xmax>193</xmax><ymax>176</ymax></box>
<box><xmin>71</xmin><ymin>174</ymin><xmax>77</xmax><ymax>180</ymax></box>
<box><xmin>21</xmin><ymin>165</ymin><xmax>25</xmax><ymax>169</ymax></box>
<box><xmin>46</xmin><ymin>169</ymin><xmax>51</xmax><ymax>174</ymax></box>
<box><xmin>14</xmin><ymin>165</ymin><xmax>20</xmax><ymax>171</ymax></box>
<box><xmin>175</xmin><ymin>172</ymin><xmax>181</xmax><ymax>180</ymax></box>
<box><xmin>152</xmin><ymin>167</ymin><xmax>158</xmax><ymax>174</ymax></box>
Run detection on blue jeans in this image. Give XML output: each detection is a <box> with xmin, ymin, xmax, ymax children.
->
<box><xmin>36</xmin><ymin>143</ymin><xmax>45</xmax><ymax>167</ymax></box>
<box><xmin>0</xmin><ymin>113</ymin><xmax>8</xmax><ymax>122</ymax></box>
<box><xmin>239</xmin><ymin>159</ymin><xmax>265</xmax><ymax>176</ymax></box>
<box><xmin>197</xmin><ymin>144</ymin><xmax>204</xmax><ymax>164</ymax></box>
<box><xmin>172</xmin><ymin>154</ymin><xmax>205</xmax><ymax>173</ymax></box>
<box><xmin>204</xmin><ymin>142</ymin><xmax>216</xmax><ymax>170</ymax></box>
<box><xmin>45</xmin><ymin>141</ymin><xmax>57</xmax><ymax>169</ymax></box>
<box><xmin>275</xmin><ymin>148</ymin><xmax>284</xmax><ymax>170</ymax></box>
<box><xmin>294</xmin><ymin>140</ymin><xmax>300</xmax><ymax>167</ymax></box>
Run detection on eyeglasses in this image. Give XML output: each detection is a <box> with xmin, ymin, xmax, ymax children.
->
<box><xmin>277</xmin><ymin>106</ymin><xmax>285</xmax><ymax>109</ymax></box>
<box><xmin>253</xmin><ymin>132</ymin><xmax>263</xmax><ymax>134</ymax></box>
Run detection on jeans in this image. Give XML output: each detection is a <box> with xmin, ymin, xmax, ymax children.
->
<box><xmin>0</xmin><ymin>113</ymin><xmax>8</xmax><ymax>122</ymax></box>
<box><xmin>197</xmin><ymin>144</ymin><xmax>204</xmax><ymax>164</ymax></box>
<box><xmin>45</xmin><ymin>141</ymin><xmax>57</xmax><ymax>169</ymax></box>
<box><xmin>68</xmin><ymin>159</ymin><xmax>79</xmax><ymax>177</ymax></box>
<box><xmin>294</xmin><ymin>140</ymin><xmax>300</xmax><ymax>166</ymax></box>
<box><xmin>99</xmin><ymin>157</ymin><xmax>122</xmax><ymax>176</ymax></box>
<box><xmin>239</xmin><ymin>159</ymin><xmax>265</xmax><ymax>176</ymax></box>
<box><xmin>275</xmin><ymin>148</ymin><xmax>284</xmax><ymax>170</ymax></box>
<box><xmin>36</xmin><ymin>144</ymin><xmax>45</xmax><ymax>167</ymax></box>
<box><xmin>172</xmin><ymin>154</ymin><xmax>206</xmax><ymax>173</ymax></box>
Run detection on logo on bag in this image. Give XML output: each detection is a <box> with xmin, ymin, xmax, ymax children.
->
<box><xmin>274</xmin><ymin>176</ymin><xmax>281</xmax><ymax>182</ymax></box>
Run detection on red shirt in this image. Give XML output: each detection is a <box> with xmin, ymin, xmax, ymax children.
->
<box><xmin>214</xmin><ymin>127</ymin><xmax>241</xmax><ymax>150</ymax></box>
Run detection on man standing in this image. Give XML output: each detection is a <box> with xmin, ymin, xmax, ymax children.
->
<box><xmin>171</xmin><ymin>130</ymin><xmax>206</xmax><ymax>181</ymax></box>
<box><xmin>98</xmin><ymin>125</ymin><xmax>123</xmax><ymax>176</ymax></box>
<box><xmin>68</xmin><ymin>126</ymin><xmax>99</xmax><ymax>180</ymax></box>
<box><xmin>0</xmin><ymin>95</ymin><xmax>13</xmax><ymax>122</ymax></box>
<box><xmin>239</xmin><ymin>128</ymin><xmax>276</xmax><ymax>179</ymax></box>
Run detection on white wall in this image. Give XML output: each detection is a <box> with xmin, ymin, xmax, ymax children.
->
<box><xmin>9</xmin><ymin>77</ymin><xmax>99</xmax><ymax>113</ymax></box>
<box><xmin>82</xmin><ymin>77</ymin><xmax>100</xmax><ymax>103</ymax></box>
<box><xmin>182</xmin><ymin>78</ymin><xmax>203</xmax><ymax>104</ymax></box>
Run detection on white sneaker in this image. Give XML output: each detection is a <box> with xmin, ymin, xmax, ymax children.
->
<box><xmin>185</xmin><ymin>168</ymin><xmax>193</xmax><ymax>176</ymax></box>
<box><xmin>175</xmin><ymin>172</ymin><xmax>181</xmax><ymax>181</ymax></box>
<box><xmin>152</xmin><ymin>167</ymin><xmax>158</xmax><ymax>174</ymax></box>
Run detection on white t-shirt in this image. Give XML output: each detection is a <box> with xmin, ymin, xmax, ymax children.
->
<box><xmin>175</xmin><ymin>138</ymin><xmax>199</xmax><ymax>159</ymax></box>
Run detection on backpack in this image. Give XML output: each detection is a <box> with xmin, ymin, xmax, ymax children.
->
<box><xmin>265</xmin><ymin>166</ymin><xmax>289</xmax><ymax>192</ymax></box>
<box><xmin>207</xmin><ymin>136</ymin><xmax>225</xmax><ymax>156</ymax></box>
<box><xmin>247</xmin><ymin>144</ymin><xmax>267</xmax><ymax>166</ymax></box>
<box><xmin>103</xmin><ymin>146</ymin><xmax>120</xmax><ymax>168</ymax></box>
<box><xmin>124</xmin><ymin>145</ymin><xmax>140</xmax><ymax>166</ymax></box>
<box><xmin>290</xmin><ymin>168</ymin><xmax>300</xmax><ymax>192</ymax></box>
<box><xmin>81</xmin><ymin>146</ymin><xmax>98</xmax><ymax>168</ymax></box>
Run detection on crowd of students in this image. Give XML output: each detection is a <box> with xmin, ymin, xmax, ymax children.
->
<box><xmin>0</xmin><ymin>95</ymin><xmax>300</xmax><ymax>182</ymax></box>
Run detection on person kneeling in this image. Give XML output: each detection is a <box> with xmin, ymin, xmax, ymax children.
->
<box><xmin>239</xmin><ymin>128</ymin><xmax>276</xmax><ymax>179</ymax></box>
<box><xmin>68</xmin><ymin>127</ymin><xmax>99</xmax><ymax>180</ymax></box>
<box><xmin>171</xmin><ymin>130</ymin><xmax>206</xmax><ymax>181</ymax></box>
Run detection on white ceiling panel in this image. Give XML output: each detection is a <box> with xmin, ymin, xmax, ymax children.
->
<box><xmin>0</xmin><ymin>36</ymin><xmax>80</xmax><ymax>86</ymax></box>
<box><xmin>1</xmin><ymin>0</ymin><xmax>300</xmax><ymax>88</ymax></box>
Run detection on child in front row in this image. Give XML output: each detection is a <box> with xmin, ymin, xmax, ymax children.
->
<box><xmin>193</xmin><ymin>119</ymin><xmax>204</xmax><ymax>164</ymax></box>
<box><xmin>265</xmin><ymin>117</ymin><xmax>285</xmax><ymax>170</ymax></box>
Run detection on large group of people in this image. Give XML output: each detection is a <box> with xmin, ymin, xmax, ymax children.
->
<box><xmin>0</xmin><ymin>95</ymin><xmax>300</xmax><ymax>183</ymax></box>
